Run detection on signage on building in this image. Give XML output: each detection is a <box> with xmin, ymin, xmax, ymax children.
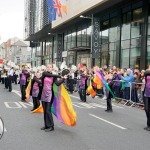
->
<box><xmin>0</xmin><ymin>59</ymin><xmax>3</xmax><ymax>64</ymax></box>
<box><xmin>92</xmin><ymin>18</ymin><xmax>100</xmax><ymax>58</ymax></box>
<box><xmin>57</xmin><ymin>34</ymin><xmax>62</xmax><ymax>62</ymax></box>
<box><xmin>62</xmin><ymin>51</ymin><xmax>67</xmax><ymax>57</ymax></box>
<box><xmin>54</xmin><ymin>53</ymin><xmax>57</xmax><ymax>59</ymax></box>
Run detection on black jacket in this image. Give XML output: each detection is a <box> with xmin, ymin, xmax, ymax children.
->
<box><xmin>30</xmin><ymin>76</ymin><xmax>42</xmax><ymax>99</ymax></box>
<box><xmin>39</xmin><ymin>72</ymin><xmax>65</xmax><ymax>102</ymax></box>
<box><xmin>19</xmin><ymin>70</ymin><xmax>30</xmax><ymax>87</ymax></box>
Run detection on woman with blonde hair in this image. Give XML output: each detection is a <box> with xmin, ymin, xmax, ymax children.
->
<box><xmin>40</xmin><ymin>64</ymin><xmax>67</xmax><ymax>132</ymax></box>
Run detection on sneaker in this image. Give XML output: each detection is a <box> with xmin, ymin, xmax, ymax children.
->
<box><xmin>103</xmin><ymin>96</ymin><xmax>107</xmax><ymax>100</ymax></box>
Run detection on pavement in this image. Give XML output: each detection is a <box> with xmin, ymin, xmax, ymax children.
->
<box><xmin>0</xmin><ymin>82</ymin><xmax>150</xmax><ymax>150</ymax></box>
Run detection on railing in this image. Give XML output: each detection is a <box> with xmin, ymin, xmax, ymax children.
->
<box><xmin>112</xmin><ymin>80</ymin><xmax>145</xmax><ymax>108</ymax></box>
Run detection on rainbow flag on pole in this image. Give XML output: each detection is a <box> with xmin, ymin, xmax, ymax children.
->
<box><xmin>52</xmin><ymin>84</ymin><xmax>76</xmax><ymax>126</ymax></box>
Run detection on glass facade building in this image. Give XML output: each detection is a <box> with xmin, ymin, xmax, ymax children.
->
<box><xmin>24</xmin><ymin>0</ymin><xmax>150</xmax><ymax>69</ymax></box>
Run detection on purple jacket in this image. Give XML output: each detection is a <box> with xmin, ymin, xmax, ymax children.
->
<box><xmin>144</xmin><ymin>70</ymin><xmax>150</xmax><ymax>97</ymax></box>
<box><xmin>112</xmin><ymin>73</ymin><xmax>122</xmax><ymax>87</ymax></box>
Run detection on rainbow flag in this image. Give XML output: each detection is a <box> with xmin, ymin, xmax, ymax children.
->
<box><xmin>94</xmin><ymin>67</ymin><xmax>116</xmax><ymax>99</ymax></box>
<box><xmin>25</xmin><ymin>79</ymin><xmax>31</xmax><ymax>102</ymax></box>
<box><xmin>52</xmin><ymin>84</ymin><xmax>76</xmax><ymax>126</ymax></box>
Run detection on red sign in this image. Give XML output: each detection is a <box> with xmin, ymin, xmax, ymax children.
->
<box><xmin>0</xmin><ymin>59</ymin><xmax>3</xmax><ymax>64</ymax></box>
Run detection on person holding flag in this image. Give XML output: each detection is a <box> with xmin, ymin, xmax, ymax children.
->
<box><xmin>30</xmin><ymin>72</ymin><xmax>42</xmax><ymax>111</ymax></box>
<box><xmin>19</xmin><ymin>65</ymin><xmax>30</xmax><ymax>101</ymax></box>
<box><xmin>40</xmin><ymin>64</ymin><xmax>67</xmax><ymax>132</ymax></box>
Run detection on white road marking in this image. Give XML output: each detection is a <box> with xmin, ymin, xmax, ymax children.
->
<box><xmin>4</xmin><ymin>102</ymin><xmax>22</xmax><ymax>108</ymax></box>
<box><xmin>70</xmin><ymin>95</ymin><xmax>123</xmax><ymax>109</ymax></box>
<box><xmin>19</xmin><ymin>102</ymin><xmax>33</xmax><ymax>108</ymax></box>
<box><xmin>89</xmin><ymin>114</ymin><xmax>127</xmax><ymax>130</ymax></box>
<box><xmin>72</xmin><ymin>104</ymin><xmax>84</xmax><ymax>108</ymax></box>
<box><xmin>4</xmin><ymin>102</ymin><xmax>33</xmax><ymax>109</ymax></box>
<box><xmin>70</xmin><ymin>95</ymin><xmax>80</xmax><ymax>99</ymax></box>
<box><xmin>12</xmin><ymin>90</ymin><xmax>21</xmax><ymax>97</ymax></box>
<box><xmin>100</xmin><ymin>102</ymin><xmax>124</xmax><ymax>109</ymax></box>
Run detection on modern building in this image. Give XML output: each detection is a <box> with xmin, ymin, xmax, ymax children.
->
<box><xmin>0</xmin><ymin>37</ymin><xmax>31</xmax><ymax>65</ymax></box>
<box><xmin>24</xmin><ymin>0</ymin><xmax>150</xmax><ymax>69</ymax></box>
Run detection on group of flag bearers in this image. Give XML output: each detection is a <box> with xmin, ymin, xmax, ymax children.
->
<box><xmin>19</xmin><ymin>63</ymin><xmax>150</xmax><ymax>132</ymax></box>
<box><xmin>1</xmin><ymin>60</ymin><xmax>150</xmax><ymax>132</ymax></box>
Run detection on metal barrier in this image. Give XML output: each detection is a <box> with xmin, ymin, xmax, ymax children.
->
<box><xmin>112</xmin><ymin>80</ymin><xmax>145</xmax><ymax>108</ymax></box>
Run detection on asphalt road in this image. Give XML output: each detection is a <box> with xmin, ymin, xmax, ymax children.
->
<box><xmin>0</xmin><ymin>82</ymin><xmax>150</xmax><ymax>150</ymax></box>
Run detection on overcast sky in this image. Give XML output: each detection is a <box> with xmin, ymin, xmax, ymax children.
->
<box><xmin>0</xmin><ymin>0</ymin><xmax>24</xmax><ymax>43</ymax></box>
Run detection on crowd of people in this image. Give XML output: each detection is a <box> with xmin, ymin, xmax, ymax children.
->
<box><xmin>0</xmin><ymin>60</ymin><xmax>150</xmax><ymax>131</ymax></box>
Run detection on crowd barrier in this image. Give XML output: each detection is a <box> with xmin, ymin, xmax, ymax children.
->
<box><xmin>112</xmin><ymin>80</ymin><xmax>145</xmax><ymax>108</ymax></box>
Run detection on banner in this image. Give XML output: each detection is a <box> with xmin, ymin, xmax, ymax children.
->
<box><xmin>47</xmin><ymin>0</ymin><xmax>57</xmax><ymax>21</ymax></box>
<box><xmin>92</xmin><ymin>18</ymin><xmax>100</xmax><ymax>58</ymax></box>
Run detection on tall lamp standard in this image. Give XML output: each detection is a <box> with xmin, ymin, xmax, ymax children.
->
<box><xmin>80</xmin><ymin>14</ymin><xmax>94</xmax><ymax>68</ymax></box>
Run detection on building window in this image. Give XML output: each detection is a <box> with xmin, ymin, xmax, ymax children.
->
<box><xmin>121</xmin><ymin>5</ymin><xmax>143</xmax><ymax>69</ymax></box>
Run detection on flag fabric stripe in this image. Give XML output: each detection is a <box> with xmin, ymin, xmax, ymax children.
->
<box><xmin>94</xmin><ymin>67</ymin><xmax>116</xmax><ymax>99</ymax></box>
<box><xmin>52</xmin><ymin>84</ymin><xmax>76</xmax><ymax>126</ymax></box>
<box><xmin>25</xmin><ymin>79</ymin><xmax>31</xmax><ymax>102</ymax></box>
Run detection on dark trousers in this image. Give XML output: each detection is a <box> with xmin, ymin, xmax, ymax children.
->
<box><xmin>68</xmin><ymin>79</ymin><xmax>74</xmax><ymax>93</ymax></box>
<box><xmin>42</xmin><ymin>101</ymin><xmax>54</xmax><ymax>128</ymax></box>
<box><xmin>79</xmin><ymin>88</ymin><xmax>86</xmax><ymax>102</ymax></box>
<box><xmin>5</xmin><ymin>77</ymin><xmax>8</xmax><ymax>89</ymax></box>
<box><xmin>14</xmin><ymin>75</ymin><xmax>18</xmax><ymax>84</ymax></box>
<box><xmin>20</xmin><ymin>85</ymin><xmax>26</xmax><ymax>100</ymax></box>
<box><xmin>8</xmin><ymin>76</ymin><xmax>12</xmax><ymax>92</ymax></box>
<box><xmin>1</xmin><ymin>78</ymin><xmax>4</xmax><ymax>84</ymax></box>
<box><xmin>32</xmin><ymin>97</ymin><xmax>40</xmax><ymax>110</ymax></box>
<box><xmin>143</xmin><ymin>97</ymin><xmax>150</xmax><ymax>127</ymax></box>
<box><xmin>124</xmin><ymin>87</ymin><xmax>130</xmax><ymax>100</ymax></box>
<box><xmin>131</xmin><ymin>88</ymin><xmax>138</xmax><ymax>103</ymax></box>
<box><xmin>114</xmin><ymin>86</ymin><xmax>121</xmax><ymax>98</ymax></box>
<box><xmin>107</xmin><ymin>93</ymin><xmax>112</xmax><ymax>111</ymax></box>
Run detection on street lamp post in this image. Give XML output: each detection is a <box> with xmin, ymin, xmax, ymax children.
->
<box><xmin>80</xmin><ymin>14</ymin><xmax>94</xmax><ymax>68</ymax></box>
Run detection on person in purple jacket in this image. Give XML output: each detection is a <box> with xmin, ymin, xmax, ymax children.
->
<box><xmin>78</xmin><ymin>69</ymin><xmax>88</xmax><ymax>102</ymax></box>
<box><xmin>19</xmin><ymin>65</ymin><xmax>30</xmax><ymax>101</ymax></box>
<box><xmin>112</xmin><ymin>69</ymin><xmax>122</xmax><ymax>99</ymax></box>
<box><xmin>40</xmin><ymin>64</ymin><xmax>67</xmax><ymax>132</ymax></box>
<box><xmin>143</xmin><ymin>65</ymin><xmax>150</xmax><ymax>131</ymax></box>
<box><xmin>30</xmin><ymin>72</ymin><xmax>42</xmax><ymax>111</ymax></box>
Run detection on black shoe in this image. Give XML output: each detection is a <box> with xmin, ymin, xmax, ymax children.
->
<box><xmin>31</xmin><ymin>109</ymin><xmax>35</xmax><ymax>111</ymax></box>
<box><xmin>144</xmin><ymin>127</ymin><xmax>149</xmax><ymax>130</ymax></box>
<box><xmin>41</xmin><ymin>126</ymin><xmax>47</xmax><ymax>130</ymax></box>
<box><xmin>145</xmin><ymin>127</ymin><xmax>150</xmax><ymax>131</ymax></box>
<box><xmin>45</xmin><ymin>127</ymin><xmax>54</xmax><ymax>132</ymax></box>
<box><xmin>105</xmin><ymin>110</ymin><xmax>113</xmax><ymax>112</ymax></box>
